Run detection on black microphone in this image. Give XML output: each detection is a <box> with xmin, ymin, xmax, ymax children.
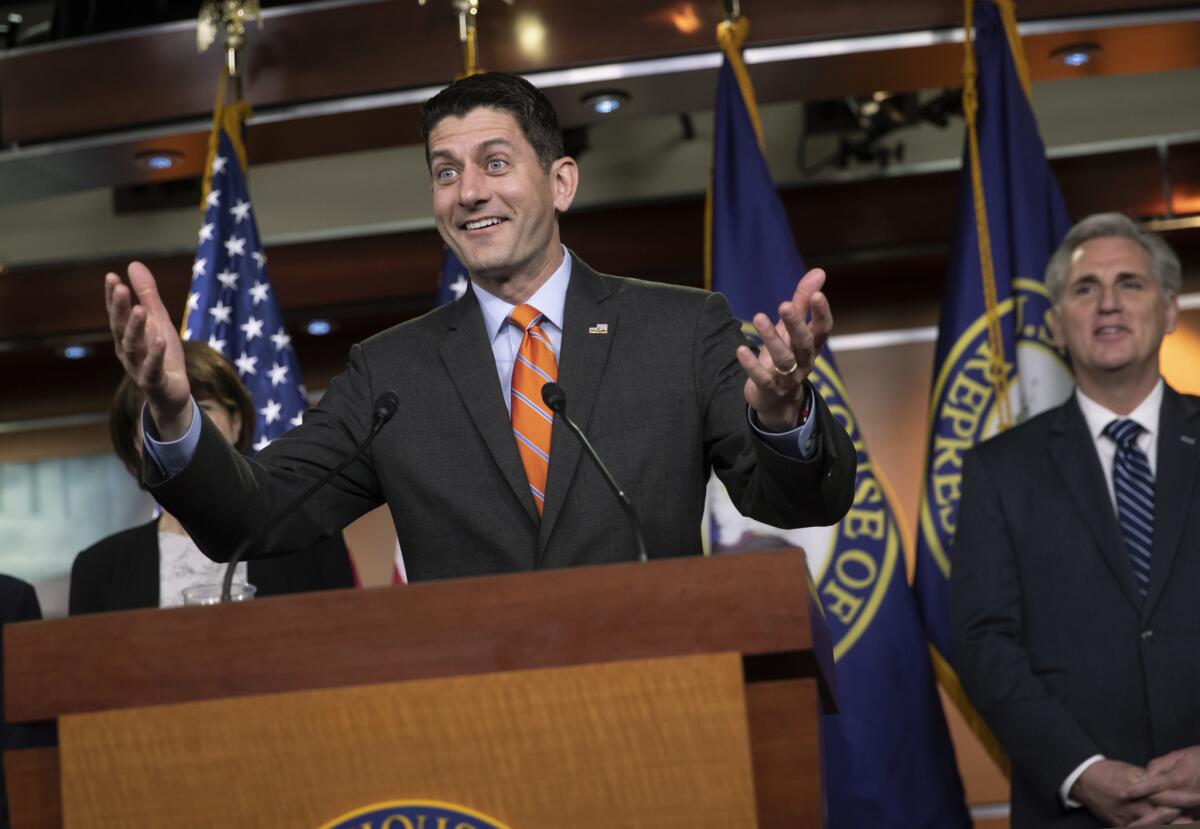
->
<box><xmin>541</xmin><ymin>382</ymin><xmax>648</xmax><ymax>563</ymax></box>
<box><xmin>220</xmin><ymin>390</ymin><xmax>401</xmax><ymax>602</ymax></box>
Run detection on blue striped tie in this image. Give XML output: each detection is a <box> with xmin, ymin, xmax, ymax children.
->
<box><xmin>1104</xmin><ymin>419</ymin><xmax>1154</xmax><ymax>598</ymax></box>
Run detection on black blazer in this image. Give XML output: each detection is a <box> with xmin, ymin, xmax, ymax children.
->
<box><xmin>69</xmin><ymin>518</ymin><xmax>355</xmax><ymax>614</ymax></box>
<box><xmin>951</xmin><ymin>386</ymin><xmax>1200</xmax><ymax>828</ymax></box>
<box><xmin>2</xmin><ymin>574</ymin><xmax>57</xmax><ymax>829</ymax></box>
<box><xmin>147</xmin><ymin>256</ymin><xmax>857</xmax><ymax>581</ymax></box>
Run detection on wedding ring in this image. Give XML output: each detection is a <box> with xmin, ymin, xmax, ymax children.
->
<box><xmin>774</xmin><ymin>362</ymin><xmax>798</xmax><ymax>376</ymax></box>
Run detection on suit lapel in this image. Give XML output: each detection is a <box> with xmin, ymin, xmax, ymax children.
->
<box><xmin>1143</xmin><ymin>386</ymin><xmax>1200</xmax><ymax>617</ymax></box>
<box><xmin>438</xmin><ymin>290</ymin><xmax>539</xmax><ymax>525</ymax></box>
<box><xmin>136</xmin><ymin>519</ymin><xmax>162</xmax><ymax>608</ymax></box>
<box><xmin>1049</xmin><ymin>396</ymin><xmax>1144</xmax><ymax>610</ymax></box>
<box><xmin>538</xmin><ymin>257</ymin><xmax>616</xmax><ymax>560</ymax></box>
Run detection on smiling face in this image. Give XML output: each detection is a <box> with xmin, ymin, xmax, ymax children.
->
<box><xmin>1050</xmin><ymin>235</ymin><xmax>1178</xmax><ymax>402</ymax></box>
<box><xmin>427</xmin><ymin>107</ymin><xmax>577</xmax><ymax>302</ymax></box>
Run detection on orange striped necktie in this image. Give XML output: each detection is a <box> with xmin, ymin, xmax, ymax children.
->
<box><xmin>509</xmin><ymin>304</ymin><xmax>558</xmax><ymax>515</ymax></box>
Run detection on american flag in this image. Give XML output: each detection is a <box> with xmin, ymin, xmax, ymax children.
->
<box><xmin>183</xmin><ymin>121</ymin><xmax>307</xmax><ymax>452</ymax></box>
<box><xmin>435</xmin><ymin>244</ymin><xmax>470</xmax><ymax>307</ymax></box>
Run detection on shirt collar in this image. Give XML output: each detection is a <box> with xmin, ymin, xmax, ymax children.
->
<box><xmin>472</xmin><ymin>246</ymin><xmax>572</xmax><ymax>342</ymax></box>
<box><xmin>1076</xmin><ymin>378</ymin><xmax>1164</xmax><ymax>442</ymax></box>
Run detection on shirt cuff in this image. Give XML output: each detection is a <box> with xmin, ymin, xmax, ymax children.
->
<box><xmin>141</xmin><ymin>397</ymin><xmax>201</xmax><ymax>478</ymax></box>
<box><xmin>748</xmin><ymin>381</ymin><xmax>819</xmax><ymax>460</ymax></box>
<box><xmin>1061</xmin><ymin>754</ymin><xmax>1105</xmax><ymax>809</ymax></box>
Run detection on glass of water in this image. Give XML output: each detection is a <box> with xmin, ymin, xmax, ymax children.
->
<box><xmin>180</xmin><ymin>582</ymin><xmax>257</xmax><ymax>606</ymax></box>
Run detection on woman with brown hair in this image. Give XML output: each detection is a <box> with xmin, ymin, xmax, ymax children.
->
<box><xmin>69</xmin><ymin>342</ymin><xmax>355</xmax><ymax>613</ymax></box>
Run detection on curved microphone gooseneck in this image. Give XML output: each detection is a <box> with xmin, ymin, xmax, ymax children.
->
<box><xmin>541</xmin><ymin>382</ymin><xmax>648</xmax><ymax>563</ymax></box>
<box><xmin>220</xmin><ymin>391</ymin><xmax>400</xmax><ymax>602</ymax></box>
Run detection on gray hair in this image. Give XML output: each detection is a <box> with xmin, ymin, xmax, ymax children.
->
<box><xmin>1045</xmin><ymin>212</ymin><xmax>1181</xmax><ymax>306</ymax></box>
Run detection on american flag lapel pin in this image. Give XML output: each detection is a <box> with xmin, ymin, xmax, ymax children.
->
<box><xmin>588</xmin><ymin>323</ymin><xmax>609</xmax><ymax>334</ymax></box>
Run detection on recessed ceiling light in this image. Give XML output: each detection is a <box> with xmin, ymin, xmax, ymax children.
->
<box><xmin>582</xmin><ymin>91</ymin><xmax>628</xmax><ymax>115</ymax></box>
<box><xmin>134</xmin><ymin>150</ymin><xmax>183</xmax><ymax>171</ymax></box>
<box><xmin>1051</xmin><ymin>42</ymin><xmax>1100</xmax><ymax>67</ymax></box>
<box><xmin>306</xmin><ymin>319</ymin><xmax>333</xmax><ymax>336</ymax></box>
<box><xmin>515</xmin><ymin>13</ymin><xmax>547</xmax><ymax>60</ymax></box>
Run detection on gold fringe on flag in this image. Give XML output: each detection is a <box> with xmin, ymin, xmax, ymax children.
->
<box><xmin>199</xmin><ymin>65</ymin><xmax>253</xmax><ymax>217</ymax></box>
<box><xmin>942</xmin><ymin>0</ymin><xmax>1046</xmax><ymax>778</ymax></box>
<box><xmin>963</xmin><ymin>0</ymin><xmax>1012</xmax><ymax>433</ymax></box>
<box><xmin>187</xmin><ymin>66</ymin><xmax>254</xmax><ymax>337</ymax></box>
<box><xmin>704</xmin><ymin>14</ymin><xmax>762</xmax><ymax>292</ymax></box>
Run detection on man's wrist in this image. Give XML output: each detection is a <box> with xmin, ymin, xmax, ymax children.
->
<box><xmin>748</xmin><ymin>382</ymin><xmax>820</xmax><ymax>460</ymax></box>
<box><xmin>141</xmin><ymin>397</ymin><xmax>202</xmax><ymax>479</ymax></box>
<box><xmin>1062</xmin><ymin>754</ymin><xmax>1106</xmax><ymax>809</ymax></box>
<box><xmin>146</xmin><ymin>398</ymin><xmax>194</xmax><ymax>443</ymax></box>
<box><xmin>755</xmin><ymin>383</ymin><xmax>812</xmax><ymax>434</ymax></box>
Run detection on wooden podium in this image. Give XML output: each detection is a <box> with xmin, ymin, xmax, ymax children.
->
<box><xmin>4</xmin><ymin>548</ymin><xmax>833</xmax><ymax>828</ymax></box>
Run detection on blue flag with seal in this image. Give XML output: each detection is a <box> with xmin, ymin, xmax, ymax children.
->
<box><xmin>913</xmin><ymin>0</ymin><xmax>1072</xmax><ymax>771</ymax></box>
<box><xmin>705</xmin><ymin>15</ymin><xmax>969</xmax><ymax>828</ymax></box>
<box><xmin>183</xmin><ymin>72</ymin><xmax>308</xmax><ymax>452</ymax></box>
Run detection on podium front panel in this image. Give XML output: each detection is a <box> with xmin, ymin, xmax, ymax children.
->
<box><xmin>59</xmin><ymin>653</ymin><xmax>758</xmax><ymax>828</ymax></box>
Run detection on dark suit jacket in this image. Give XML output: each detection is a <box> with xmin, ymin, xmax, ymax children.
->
<box><xmin>951</xmin><ymin>385</ymin><xmax>1200</xmax><ymax>829</ymax></box>
<box><xmin>148</xmin><ymin>256</ymin><xmax>856</xmax><ymax>580</ymax></box>
<box><xmin>68</xmin><ymin>519</ymin><xmax>355</xmax><ymax>614</ymax></box>
<box><xmin>1</xmin><ymin>575</ymin><xmax>57</xmax><ymax>829</ymax></box>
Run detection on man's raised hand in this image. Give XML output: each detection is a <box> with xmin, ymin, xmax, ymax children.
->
<box><xmin>105</xmin><ymin>262</ymin><xmax>192</xmax><ymax>440</ymax></box>
<box><xmin>736</xmin><ymin>267</ymin><xmax>831</xmax><ymax>432</ymax></box>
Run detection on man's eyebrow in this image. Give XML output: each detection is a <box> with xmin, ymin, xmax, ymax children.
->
<box><xmin>429</xmin><ymin>138</ymin><xmax>515</xmax><ymax>164</ymax></box>
<box><xmin>475</xmin><ymin>138</ymin><xmax>516</xmax><ymax>154</ymax></box>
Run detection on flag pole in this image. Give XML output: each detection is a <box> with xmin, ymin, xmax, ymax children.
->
<box><xmin>705</xmin><ymin>7</ymin><xmax>759</xmax><ymax>293</ymax></box>
<box><xmin>196</xmin><ymin>2</ymin><xmax>258</xmax><ymax>222</ymax></box>
<box><xmin>963</xmin><ymin>0</ymin><xmax>1013</xmax><ymax>431</ymax></box>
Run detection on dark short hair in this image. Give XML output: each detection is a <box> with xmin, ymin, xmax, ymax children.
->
<box><xmin>420</xmin><ymin>72</ymin><xmax>565</xmax><ymax>171</ymax></box>
<box><xmin>110</xmin><ymin>341</ymin><xmax>255</xmax><ymax>483</ymax></box>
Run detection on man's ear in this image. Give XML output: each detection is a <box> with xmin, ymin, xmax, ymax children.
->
<box><xmin>1164</xmin><ymin>293</ymin><xmax>1180</xmax><ymax>336</ymax></box>
<box><xmin>550</xmin><ymin>156</ymin><xmax>579</xmax><ymax>213</ymax></box>
<box><xmin>1048</xmin><ymin>305</ymin><xmax>1065</xmax><ymax>350</ymax></box>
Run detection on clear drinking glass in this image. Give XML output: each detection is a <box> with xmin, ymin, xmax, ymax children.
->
<box><xmin>180</xmin><ymin>582</ymin><xmax>257</xmax><ymax>606</ymax></box>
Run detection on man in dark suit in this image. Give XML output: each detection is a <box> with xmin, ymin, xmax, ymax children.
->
<box><xmin>951</xmin><ymin>213</ymin><xmax>1200</xmax><ymax>828</ymax></box>
<box><xmin>101</xmin><ymin>73</ymin><xmax>855</xmax><ymax>578</ymax></box>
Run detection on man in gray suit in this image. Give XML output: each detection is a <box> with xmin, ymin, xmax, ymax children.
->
<box><xmin>102</xmin><ymin>73</ymin><xmax>855</xmax><ymax>579</ymax></box>
<box><xmin>951</xmin><ymin>213</ymin><xmax>1200</xmax><ymax>828</ymax></box>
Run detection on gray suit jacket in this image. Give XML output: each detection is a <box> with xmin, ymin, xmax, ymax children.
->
<box><xmin>149</xmin><ymin>256</ymin><xmax>856</xmax><ymax>581</ymax></box>
<box><xmin>951</xmin><ymin>386</ymin><xmax>1200</xmax><ymax>829</ymax></box>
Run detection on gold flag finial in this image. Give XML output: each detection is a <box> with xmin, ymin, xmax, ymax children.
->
<box><xmin>198</xmin><ymin>0</ymin><xmax>263</xmax><ymax>78</ymax></box>
<box><xmin>418</xmin><ymin>0</ymin><xmax>513</xmax><ymax>79</ymax></box>
<box><xmin>454</xmin><ymin>0</ymin><xmax>481</xmax><ymax>78</ymax></box>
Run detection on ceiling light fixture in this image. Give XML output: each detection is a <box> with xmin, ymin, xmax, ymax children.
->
<box><xmin>1051</xmin><ymin>42</ymin><xmax>1100</xmax><ymax>67</ymax></box>
<box><xmin>133</xmin><ymin>150</ymin><xmax>183</xmax><ymax>171</ymax></box>
<box><xmin>514</xmin><ymin>13</ymin><xmax>547</xmax><ymax>60</ymax></box>
<box><xmin>582</xmin><ymin>90</ymin><xmax>629</xmax><ymax>115</ymax></box>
